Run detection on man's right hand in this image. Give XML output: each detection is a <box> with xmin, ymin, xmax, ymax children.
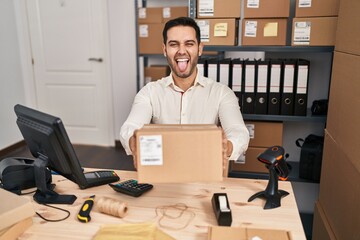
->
<box><xmin>129</xmin><ymin>133</ymin><xmax>137</xmax><ymax>170</ymax></box>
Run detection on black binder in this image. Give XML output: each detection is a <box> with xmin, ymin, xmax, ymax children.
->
<box><xmin>267</xmin><ymin>59</ymin><xmax>282</xmax><ymax>115</ymax></box>
<box><xmin>280</xmin><ymin>59</ymin><xmax>296</xmax><ymax>115</ymax></box>
<box><xmin>197</xmin><ymin>57</ymin><xmax>208</xmax><ymax>77</ymax></box>
<box><xmin>254</xmin><ymin>59</ymin><xmax>269</xmax><ymax>115</ymax></box>
<box><xmin>207</xmin><ymin>58</ymin><xmax>219</xmax><ymax>82</ymax></box>
<box><xmin>242</xmin><ymin>59</ymin><xmax>256</xmax><ymax>114</ymax></box>
<box><xmin>231</xmin><ymin>58</ymin><xmax>244</xmax><ymax>108</ymax></box>
<box><xmin>219</xmin><ymin>58</ymin><xmax>232</xmax><ymax>87</ymax></box>
<box><xmin>294</xmin><ymin>59</ymin><xmax>310</xmax><ymax>116</ymax></box>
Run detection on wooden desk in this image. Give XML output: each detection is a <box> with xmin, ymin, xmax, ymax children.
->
<box><xmin>19</xmin><ymin>169</ymin><xmax>306</xmax><ymax>240</ymax></box>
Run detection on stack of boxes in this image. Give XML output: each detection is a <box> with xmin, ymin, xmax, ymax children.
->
<box><xmin>196</xmin><ymin>0</ymin><xmax>241</xmax><ymax>45</ymax></box>
<box><xmin>242</xmin><ymin>0</ymin><xmax>290</xmax><ymax>46</ymax></box>
<box><xmin>292</xmin><ymin>0</ymin><xmax>339</xmax><ymax>46</ymax></box>
<box><xmin>230</xmin><ymin>121</ymin><xmax>283</xmax><ymax>174</ymax></box>
<box><xmin>312</xmin><ymin>0</ymin><xmax>360</xmax><ymax>239</ymax></box>
<box><xmin>138</xmin><ymin>6</ymin><xmax>188</xmax><ymax>82</ymax></box>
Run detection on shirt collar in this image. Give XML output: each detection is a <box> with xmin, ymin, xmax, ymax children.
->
<box><xmin>164</xmin><ymin>70</ymin><xmax>207</xmax><ymax>89</ymax></box>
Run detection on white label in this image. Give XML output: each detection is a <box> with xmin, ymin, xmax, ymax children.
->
<box><xmin>246</xmin><ymin>124</ymin><xmax>255</xmax><ymax>139</ymax></box>
<box><xmin>219</xmin><ymin>196</ymin><xmax>230</xmax><ymax>212</ymax></box>
<box><xmin>293</xmin><ymin>21</ymin><xmax>311</xmax><ymax>45</ymax></box>
<box><xmin>232</xmin><ymin>64</ymin><xmax>242</xmax><ymax>91</ymax></box>
<box><xmin>163</xmin><ymin>7</ymin><xmax>171</xmax><ymax>18</ymax></box>
<box><xmin>219</xmin><ymin>64</ymin><xmax>229</xmax><ymax>86</ymax></box>
<box><xmin>245</xmin><ymin>21</ymin><xmax>257</xmax><ymax>37</ymax></box>
<box><xmin>139</xmin><ymin>135</ymin><xmax>163</xmax><ymax>166</ymax></box>
<box><xmin>247</xmin><ymin>0</ymin><xmax>260</xmax><ymax>8</ymax></box>
<box><xmin>139</xmin><ymin>25</ymin><xmax>149</xmax><ymax>38</ymax></box>
<box><xmin>283</xmin><ymin>65</ymin><xmax>295</xmax><ymax>93</ymax></box>
<box><xmin>245</xmin><ymin>65</ymin><xmax>255</xmax><ymax>92</ymax></box>
<box><xmin>298</xmin><ymin>0</ymin><xmax>312</xmax><ymax>8</ymax></box>
<box><xmin>198</xmin><ymin>0</ymin><xmax>214</xmax><ymax>16</ymax></box>
<box><xmin>138</xmin><ymin>8</ymin><xmax>146</xmax><ymax>19</ymax></box>
<box><xmin>297</xmin><ymin>66</ymin><xmax>309</xmax><ymax>94</ymax></box>
<box><xmin>257</xmin><ymin>65</ymin><xmax>268</xmax><ymax>93</ymax></box>
<box><xmin>197</xmin><ymin>20</ymin><xmax>210</xmax><ymax>42</ymax></box>
<box><xmin>270</xmin><ymin>64</ymin><xmax>281</xmax><ymax>92</ymax></box>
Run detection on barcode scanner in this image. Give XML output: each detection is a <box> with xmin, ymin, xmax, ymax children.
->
<box><xmin>248</xmin><ymin>146</ymin><xmax>291</xmax><ymax>209</ymax></box>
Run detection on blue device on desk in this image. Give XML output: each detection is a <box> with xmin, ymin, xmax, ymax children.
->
<box><xmin>13</xmin><ymin>104</ymin><xmax>119</xmax><ymax>205</ymax></box>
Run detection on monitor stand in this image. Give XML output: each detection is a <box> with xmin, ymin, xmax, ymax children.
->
<box><xmin>33</xmin><ymin>154</ymin><xmax>77</xmax><ymax>204</ymax></box>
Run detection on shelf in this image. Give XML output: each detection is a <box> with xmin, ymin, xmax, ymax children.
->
<box><xmin>228</xmin><ymin>161</ymin><xmax>320</xmax><ymax>184</ymax></box>
<box><xmin>202</xmin><ymin>46</ymin><xmax>334</xmax><ymax>53</ymax></box>
<box><xmin>243</xmin><ymin>109</ymin><xmax>326</xmax><ymax>122</ymax></box>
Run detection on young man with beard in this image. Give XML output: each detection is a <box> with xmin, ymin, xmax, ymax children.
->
<box><xmin>120</xmin><ymin>17</ymin><xmax>249</xmax><ymax>173</ymax></box>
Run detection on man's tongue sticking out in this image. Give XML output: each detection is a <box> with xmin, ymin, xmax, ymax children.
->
<box><xmin>177</xmin><ymin>59</ymin><xmax>188</xmax><ymax>72</ymax></box>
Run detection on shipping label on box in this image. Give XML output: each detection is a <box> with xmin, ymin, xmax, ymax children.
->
<box><xmin>293</xmin><ymin>21</ymin><xmax>311</xmax><ymax>45</ymax></box>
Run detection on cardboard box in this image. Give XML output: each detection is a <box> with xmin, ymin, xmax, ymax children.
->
<box><xmin>335</xmin><ymin>0</ymin><xmax>360</xmax><ymax>56</ymax></box>
<box><xmin>138</xmin><ymin>23</ymin><xmax>164</xmax><ymax>54</ymax></box>
<box><xmin>244</xmin><ymin>0</ymin><xmax>290</xmax><ymax>18</ymax></box>
<box><xmin>312</xmin><ymin>202</ymin><xmax>337</xmax><ymax>240</ymax></box>
<box><xmin>295</xmin><ymin>0</ymin><xmax>340</xmax><ymax>17</ymax></box>
<box><xmin>326</xmin><ymin>52</ymin><xmax>360</xmax><ymax>170</ymax></box>
<box><xmin>0</xmin><ymin>189</ymin><xmax>35</xmax><ymax>232</ymax></box>
<box><xmin>242</xmin><ymin>18</ymin><xmax>287</xmax><ymax>46</ymax></box>
<box><xmin>144</xmin><ymin>65</ymin><xmax>170</xmax><ymax>83</ymax></box>
<box><xmin>208</xmin><ymin>226</ymin><xmax>291</xmax><ymax>240</ymax></box>
<box><xmin>291</xmin><ymin>17</ymin><xmax>337</xmax><ymax>46</ymax></box>
<box><xmin>162</xmin><ymin>6</ymin><xmax>188</xmax><ymax>23</ymax></box>
<box><xmin>197</xmin><ymin>18</ymin><xmax>239</xmax><ymax>46</ymax></box>
<box><xmin>245</xmin><ymin>121</ymin><xmax>283</xmax><ymax>147</ymax></box>
<box><xmin>136</xmin><ymin>124</ymin><xmax>223</xmax><ymax>183</ymax></box>
<box><xmin>138</xmin><ymin>7</ymin><xmax>163</xmax><ymax>24</ymax></box>
<box><xmin>318</xmin><ymin>132</ymin><xmax>360</xmax><ymax>240</ymax></box>
<box><xmin>230</xmin><ymin>147</ymin><xmax>268</xmax><ymax>173</ymax></box>
<box><xmin>197</xmin><ymin>0</ymin><xmax>241</xmax><ymax>19</ymax></box>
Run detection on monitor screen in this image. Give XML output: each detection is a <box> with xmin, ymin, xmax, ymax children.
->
<box><xmin>14</xmin><ymin>104</ymin><xmax>91</xmax><ymax>204</ymax></box>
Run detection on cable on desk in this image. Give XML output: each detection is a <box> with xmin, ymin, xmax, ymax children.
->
<box><xmin>35</xmin><ymin>203</ymin><xmax>71</xmax><ymax>222</ymax></box>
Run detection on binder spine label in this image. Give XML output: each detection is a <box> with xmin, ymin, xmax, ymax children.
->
<box><xmin>232</xmin><ymin>65</ymin><xmax>242</xmax><ymax>92</ymax></box>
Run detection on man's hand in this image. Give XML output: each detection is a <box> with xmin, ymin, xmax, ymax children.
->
<box><xmin>222</xmin><ymin>130</ymin><xmax>233</xmax><ymax>177</ymax></box>
<box><xmin>129</xmin><ymin>132</ymin><xmax>137</xmax><ymax>170</ymax></box>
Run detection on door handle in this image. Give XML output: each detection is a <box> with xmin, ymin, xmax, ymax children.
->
<box><xmin>88</xmin><ymin>58</ymin><xmax>103</xmax><ymax>62</ymax></box>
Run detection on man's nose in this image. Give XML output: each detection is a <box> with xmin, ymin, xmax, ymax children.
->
<box><xmin>178</xmin><ymin>44</ymin><xmax>186</xmax><ymax>54</ymax></box>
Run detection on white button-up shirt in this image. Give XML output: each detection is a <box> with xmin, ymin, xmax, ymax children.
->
<box><xmin>120</xmin><ymin>73</ymin><xmax>249</xmax><ymax>160</ymax></box>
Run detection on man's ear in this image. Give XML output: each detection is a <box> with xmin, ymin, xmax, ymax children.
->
<box><xmin>198</xmin><ymin>42</ymin><xmax>204</xmax><ymax>57</ymax></box>
<box><xmin>162</xmin><ymin>43</ymin><xmax>166</xmax><ymax>57</ymax></box>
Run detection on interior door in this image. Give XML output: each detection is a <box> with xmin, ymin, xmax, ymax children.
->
<box><xmin>26</xmin><ymin>0</ymin><xmax>114</xmax><ymax>146</ymax></box>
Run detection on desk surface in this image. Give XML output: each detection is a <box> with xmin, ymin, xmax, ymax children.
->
<box><xmin>19</xmin><ymin>169</ymin><xmax>306</xmax><ymax>240</ymax></box>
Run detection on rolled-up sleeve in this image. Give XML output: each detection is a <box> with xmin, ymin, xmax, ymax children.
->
<box><xmin>218</xmin><ymin>87</ymin><xmax>250</xmax><ymax>160</ymax></box>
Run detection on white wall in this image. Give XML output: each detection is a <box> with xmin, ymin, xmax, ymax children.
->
<box><xmin>0</xmin><ymin>1</ymin><xmax>26</xmax><ymax>149</ymax></box>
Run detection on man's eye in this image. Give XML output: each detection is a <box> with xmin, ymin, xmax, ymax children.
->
<box><xmin>186</xmin><ymin>43</ymin><xmax>194</xmax><ymax>47</ymax></box>
<box><xmin>169</xmin><ymin>43</ymin><xmax>178</xmax><ymax>47</ymax></box>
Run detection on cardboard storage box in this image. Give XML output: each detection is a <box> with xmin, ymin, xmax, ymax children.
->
<box><xmin>136</xmin><ymin>124</ymin><xmax>223</xmax><ymax>183</ymax></box>
<box><xmin>138</xmin><ymin>7</ymin><xmax>163</xmax><ymax>24</ymax></box>
<box><xmin>335</xmin><ymin>0</ymin><xmax>360</xmax><ymax>56</ymax></box>
<box><xmin>245</xmin><ymin>121</ymin><xmax>283</xmax><ymax>147</ymax></box>
<box><xmin>312</xmin><ymin>201</ymin><xmax>337</xmax><ymax>240</ymax></box>
<box><xmin>197</xmin><ymin>0</ymin><xmax>241</xmax><ymax>19</ymax></box>
<box><xmin>138</xmin><ymin>23</ymin><xmax>164</xmax><ymax>54</ymax></box>
<box><xmin>230</xmin><ymin>147</ymin><xmax>268</xmax><ymax>173</ymax></box>
<box><xmin>318</xmin><ymin>132</ymin><xmax>360</xmax><ymax>240</ymax></box>
<box><xmin>326</xmin><ymin>52</ymin><xmax>360</xmax><ymax>169</ymax></box>
<box><xmin>208</xmin><ymin>226</ymin><xmax>291</xmax><ymax>240</ymax></box>
<box><xmin>291</xmin><ymin>17</ymin><xmax>337</xmax><ymax>46</ymax></box>
<box><xmin>144</xmin><ymin>65</ymin><xmax>170</xmax><ymax>83</ymax></box>
<box><xmin>295</xmin><ymin>0</ymin><xmax>340</xmax><ymax>17</ymax></box>
<box><xmin>242</xmin><ymin>18</ymin><xmax>287</xmax><ymax>46</ymax></box>
<box><xmin>162</xmin><ymin>6</ymin><xmax>188</xmax><ymax>22</ymax></box>
<box><xmin>196</xmin><ymin>18</ymin><xmax>239</xmax><ymax>46</ymax></box>
<box><xmin>244</xmin><ymin>0</ymin><xmax>290</xmax><ymax>18</ymax></box>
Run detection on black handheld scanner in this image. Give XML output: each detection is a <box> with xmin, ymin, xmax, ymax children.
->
<box><xmin>257</xmin><ymin>146</ymin><xmax>290</xmax><ymax>180</ymax></box>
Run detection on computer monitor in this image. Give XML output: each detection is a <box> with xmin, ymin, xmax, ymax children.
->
<box><xmin>14</xmin><ymin>104</ymin><xmax>119</xmax><ymax>204</ymax></box>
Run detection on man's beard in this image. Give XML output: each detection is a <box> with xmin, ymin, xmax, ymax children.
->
<box><xmin>167</xmin><ymin>55</ymin><xmax>198</xmax><ymax>79</ymax></box>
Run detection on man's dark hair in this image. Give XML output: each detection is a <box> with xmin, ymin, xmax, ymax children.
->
<box><xmin>162</xmin><ymin>17</ymin><xmax>201</xmax><ymax>44</ymax></box>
